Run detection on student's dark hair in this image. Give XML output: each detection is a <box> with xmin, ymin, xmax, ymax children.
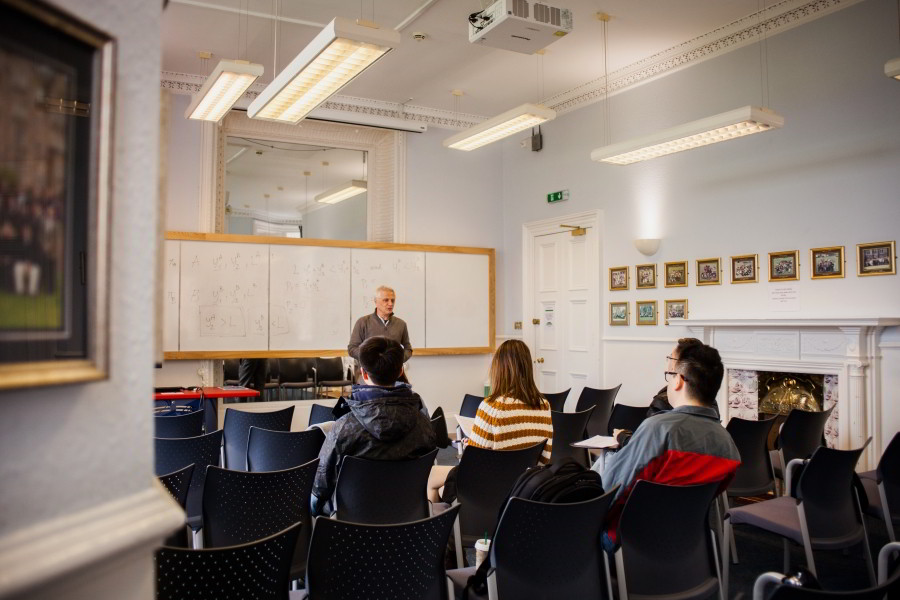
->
<box><xmin>674</xmin><ymin>339</ymin><xmax>723</xmax><ymax>406</ymax></box>
<box><xmin>358</xmin><ymin>336</ymin><xmax>404</xmax><ymax>385</ymax></box>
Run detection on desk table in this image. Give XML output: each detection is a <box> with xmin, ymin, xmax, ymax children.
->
<box><xmin>153</xmin><ymin>386</ymin><xmax>259</xmax><ymax>433</ymax></box>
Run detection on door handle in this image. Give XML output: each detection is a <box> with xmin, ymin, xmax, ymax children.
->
<box><xmin>532</xmin><ymin>318</ymin><xmax>540</xmax><ymax>325</ymax></box>
<box><xmin>536</xmin><ymin>357</ymin><xmax>545</xmax><ymax>363</ymax></box>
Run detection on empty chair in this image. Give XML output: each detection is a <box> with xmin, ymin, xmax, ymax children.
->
<box><xmin>157</xmin><ymin>464</ymin><xmax>195</xmax><ymax>547</ymax></box>
<box><xmin>307</xmin><ymin>403</ymin><xmax>334</xmax><ymax>427</ymax></box>
<box><xmin>726</xmin><ymin>416</ymin><xmax>777</xmax><ymax>498</ymax></box>
<box><xmin>303</xmin><ymin>506</ymin><xmax>460</xmax><ymax>600</ymax></box>
<box><xmin>549</xmin><ymin>407</ymin><xmax>594</xmax><ymax>467</ymax></box>
<box><xmin>263</xmin><ymin>358</ymin><xmax>281</xmax><ymax>401</ymax></box>
<box><xmin>314</xmin><ymin>357</ymin><xmax>352</xmax><ymax>397</ymax></box>
<box><xmin>607</xmin><ymin>403</ymin><xmax>649</xmax><ymax>436</ymax></box>
<box><xmin>278</xmin><ymin>358</ymin><xmax>316</xmax><ymax>400</ymax></box>
<box><xmin>155</xmin><ymin>430</ymin><xmax>224</xmax><ymax>533</ymax></box>
<box><xmin>247</xmin><ymin>426</ymin><xmax>325</xmax><ymax>472</ymax></box>
<box><xmin>154</xmin><ymin>409</ymin><xmax>204</xmax><ymax>439</ymax></box>
<box><xmin>575</xmin><ymin>384</ymin><xmax>621</xmax><ymax>438</ymax></box>
<box><xmin>430</xmin><ymin>406</ymin><xmax>452</xmax><ymax>449</ymax></box>
<box><xmin>541</xmin><ymin>388</ymin><xmax>570</xmax><ymax>413</ymax></box>
<box><xmin>615</xmin><ymin>481</ymin><xmax>724</xmax><ymax>600</ymax></box>
<box><xmin>770</xmin><ymin>407</ymin><xmax>834</xmax><ymax>493</ymax></box>
<box><xmin>334</xmin><ymin>448</ymin><xmax>438</xmax><ymax>524</ymax></box>
<box><xmin>155</xmin><ymin>522</ymin><xmax>301</xmax><ymax>600</ymax></box>
<box><xmin>459</xmin><ymin>393</ymin><xmax>484</xmax><ymax>418</ymax></box>
<box><xmin>222</xmin><ymin>406</ymin><xmax>294</xmax><ymax>471</ymax></box>
<box><xmin>859</xmin><ymin>432</ymin><xmax>900</xmax><ymax>541</ymax></box>
<box><xmin>223</xmin><ymin>358</ymin><xmax>240</xmax><ymax>386</ymax></box>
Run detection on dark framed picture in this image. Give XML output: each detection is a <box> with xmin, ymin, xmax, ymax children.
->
<box><xmin>609</xmin><ymin>301</ymin><xmax>629</xmax><ymax>326</ymax></box>
<box><xmin>768</xmin><ymin>250</ymin><xmax>799</xmax><ymax>281</ymax></box>
<box><xmin>664</xmin><ymin>299</ymin><xmax>688</xmax><ymax>324</ymax></box>
<box><xmin>810</xmin><ymin>246</ymin><xmax>844</xmax><ymax>280</ymax></box>
<box><xmin>636</xmin><ymin>263</ymin><xmax>656</xmax><ymax>289</ymax></box>
<box><xmin>856</xmin><ymin>241</ymin><xmax>895</xmax><ymax>277</ymax></box>
<box><xmin>664</xmin><ymin>261</ymin><xmax>687</xmax><ymax>287</ymax></box>
<box><xmin>731</xmin><ymin>254</ymin><xmax>758</xmax><ymax>284</ymax></box>
<box><xmin>636</xmin><ymin>300</ymin><xmax>657</xmax><ymax>326</ymax></box>
<box><xmin>609</xmin><ymin>266</ymin><xmax>629</xmax><ymax>291</ymax></box>
<box><xmin>0</xmin><ymin>0</ymin><xmax>114</xmax><ymax>389</ymax></box>
<box><xmin>696</xmin><ymin>258</ymin><xmax>721</xmax><ymax>285</ymax></box>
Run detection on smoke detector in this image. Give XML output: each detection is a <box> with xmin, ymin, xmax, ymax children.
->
<box><xmin>412</xmin><ymin>32</ymin><xmax>427</xmax><ymax>41</ymax></box>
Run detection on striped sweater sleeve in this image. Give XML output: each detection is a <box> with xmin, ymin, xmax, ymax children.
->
<box><xmin>468</xmin><ymin>396</ymin><xmax>553</xmax><ymax>464</ymax></box>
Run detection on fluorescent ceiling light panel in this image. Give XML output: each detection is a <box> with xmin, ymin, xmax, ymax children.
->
<box><xmin>185</xmin><ymin>59</ymin><xmax>263</xmax><ymax>122</ymax></box>
<box><xmin>315</xmin><ymin>180</ymin><xmax>367</xmax><ymax>204</ymax></box>
<box><xmin>443</xmin><ymin>103</ymin><xmax>556</xmax><ymax>151</ymax></box>
<box><xmin>886</xmin><ymin>57</ymin><xmax>900</xmax><ymax>80</ymax></box>
<box><xmin>248</xmin><ymin>17</ymin><xmax>400</xmax><ymax>124</ymax></box>
<box><xmin>591</xmin><ymin>105</ymin><xmax>784</xmax><ymax>165</ymax></box>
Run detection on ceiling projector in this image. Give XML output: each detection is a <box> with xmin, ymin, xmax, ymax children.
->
<box><xmin>469</xmin><ymin>0</ymin><xmax>573</xmax><ymax>55</ymax></box>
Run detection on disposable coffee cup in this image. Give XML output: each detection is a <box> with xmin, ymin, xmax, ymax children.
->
<box><xmin>474</xmin><ymin>538</ymin><xmax>491</xmax><ymax>568</ymax></box>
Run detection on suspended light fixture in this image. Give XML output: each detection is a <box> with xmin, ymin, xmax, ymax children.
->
<box><xmin>443</xmin><ymin>103</ymin><xmax>556</xmax><ymax>151</ymax></box>
<box><xmin>887</xmin><ymin>57</ymin><xmax>900</xmax><ymax>80</ymax></box>
<box><xmin>315</xmin><ymin>180</ymin><xmax>367</xmax><ymax>204</ymax></box>
<box><xmin>248</xmin><ymin>17</ymin><xmax>400</xmax><ymax>124</ymax></box>
<box><xmin>185</xmin><ymin>59</ymin><xmax>263</xmax><ymax>122</ymax></box>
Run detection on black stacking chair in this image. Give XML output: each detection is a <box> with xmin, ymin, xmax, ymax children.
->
<box><xmin>202</xmin><ymin>460</ymin><xmax>317</xmax><ymax>581</ymax></box>
<box><xmin>575</xmin><ymin>384</ymin><xmax>621</xmax><ymax>438</ymax></box>
<box><xmin>155</xmin><ymin>522</ymin><xmax>301</xmax><ymax>600</ymax></box>
<box><xmin>615</xmin><ymin>481</ymin><xmax>724</xmax><ymax>600</ymax></box>
<box><xmin>770</xmin><ymin>406</ymin><xmax>834</xmax><ymax>494</ymax></box>
<box><xmin>431</xmin><ymin>407</ymin><xmax>452</xmax><ymax>449</ymax></box>
<box><xmin>157</xmin><ymin>464</ymin><xmax>194</xmax><ymax>547</ymax></box>
<box><xmin>313</xmin><ymin>357</ymin><xmax>352</xmax><ymax>397</ymax></box>
<box><xmin>459</xmin><ymin>393</ymin><xmax>484</xmax><ymax>418</ymax></box>
<box><xmin>154</xmin><ymin>410</ymin><xmax>205</xmax><ymax>439</ymax></box>
<box><xmin>447</xmin><ymin>489</ymin><xmax>618</xmax><ymax>600</ymax></box>
<box><xmin>307</xmin><ymin>403</ymin><xmax>334</xmax><ymax>427</ymax></box>
<box><xmin>154</xmin><ymin>430</ymin><xmax>224</xmax><ymax>536</ymax></box>
<box><xmin>263</xmin><ymin>358</ymin><xmax>281</xmax><ymax>400</ymax></box>
<box><xmin>278</xmin><ymin>358</ymin><xmax>316</xmax><ymax>400</ymax></box>
<box><xmin>724</xmin><ymin>444</ymin><xmax>876</xmax><ymax>592</ymax></box>
<box><xmin>304</xmin><ymin>506</ymin><xmax>460</xmax><ymax>600</ymax></box>
<box><xmin>549</xmin><ymin>407</ymin><xmax>594</xmax><ymax>467</ymax></box>
<box><xmin>334</xmin><ymin>449</ymin><xmax>438</xmax><ymax>524</ymax></box>
<box><xmin>607</xmin><ymin>403</ymin><xmax>649</xmax><ymax>435</ymax></box>
<box><xmin>222</xmin><ymin>406</ymin><xmax>294</xmax><ymax>471</ymax></box>
<box><xmin>860</xmin><ymin>432</ymin><xmax>900</xmax><ymax>541</ymax></box>
<box><xmin>541</xmin><ymin>388</ymin><xmax>570</xmax><ymax>413</ymax></box>
<box><xmin>726</xmin><ymin>416</ymin><xmax>777</xmax><ymax>498</ymax></box>
<box><xmin>247</xmin><ymin>427</ymin><xmax>325</xmax><ymax>472</ymax></box>
<box><xmin>223</xmin><ymin>358</ymin><xmax>240</xmax><ymax>386</ymax></box>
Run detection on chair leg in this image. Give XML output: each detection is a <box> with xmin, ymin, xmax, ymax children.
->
<box><xmin>452</xmin><ymin>502</ymin><xmax>464</xmax><ymax>570</ymax></box>
<box><xmin>722</xmin><ymin>519</ymin><xmax>732</xmax><ymax>597</ymax></box>
<box><xmin>797</xmin><ymin>503</ymin><xmax>817</xmax><ymax>578</ymax></box>
<box><xmin>879</xmin><ymin>483</ymin><xmax>896</xmax><ymax>542</ymax></box>
<box><xmin>486</xmin><ymin>571</ymin><xmax>498</xmax><ymax>600</ymax></box>
<box><xmin>614</xmin><ymin>548</ymin><xmax>628</xmax><ymax>600</ymax></box>
<box><xmin>603</xmin><ymin>550</ymin><xmax>613</xmax><ymax>600</ymax></box>
<box><xmin>856</xmin><ymin>487</ymin><xmax>877</xmax><ymax>585</ymax></box>
<box><xmin>710</xmin><ymin>529</ymin><xmax>725</xmax><ymax>600</ymax></box>
<box><xmin>722</xmin><ymin>495</ymin><xmax>739</xmax><ymax>564</ymax></box>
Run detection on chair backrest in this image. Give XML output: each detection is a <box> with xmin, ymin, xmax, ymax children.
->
<box><xmin>779</xmin><ymin>406</ymin><xmax>834</xmax><ymax>466</ymax></box>
<box><xmin>456</xmin><ymin>441</ymin><xmax>546</xmax><ymax>543</ymax></box>
<box><xmin>542</xmin><ymin>388</ymin><xmax>571</xmax><ymax>413</ymax></box>
<box><xmin>796</xmin><ymin>444</ymin><xmax>867</xmax><ymax>542</ymax></box>
<box><xmin>266</xmin><ymin>357</ymin><xmax>280</xmax><ymax>382</ymax></box>
<box><xmin>315</xmin><ymin>357</ymin><xmax>345</xmax><ymax>381</ymax></box>
<box><xmin>308</xmin><ymin>403</ymin><xmax>334</xmax><ymax>427</ymax></box>
<box><xmin>155</xmin><ymin>522</ymin><xmax>301</xmax><ymax>600</ymax></box>
<box><xmin>154</xmin><ymin>410</ymin><xmax>204</xmax><ymax>439</ymax></box>
<box><xmin>305</xmin><ymin>505</ymin><xmax>460</xmax><ymax>600</ymax></box>
<box><xmin>877</xmin><ymin>432</ymin><xmax>900</xmax><ymax>513</ymax></box>
<box><xmin>154</xmin><ymin>429</ymin><xmax>224</xmax><ymax>526</ymax></box>
<box><xmin>617</xmin><ymin>480</ymin><xmax>722</xmax><ymax>597</ymax></box>
<box><xmin>607</xmin><ymin>403</ymin><xmax>649</xmax><ymax>435</ymax></box>
<box><xmin>491</xmin><ymin>490</ymin><xmax>617</xmax><ymax>599</ymax></box>
<box><xmin>158</xmin><ymin>463</ymin><xmax>194</xmax><ymax>509</ymax></box>
<box><xmin>247</xmin><ymin>426</ymin><xmax>325</xmax><ymax>472</ymax></box>
<box><xmin>335</xmin><ymin>448</ymin><xmax>438</xmax><ymax>524</ymax></box>
<box><xmin>575</xmin><ymin>384</ymin><xmax>621</xmax><ymax>438</ymax></box>
<box><xmin>726</xmin><ymin>416</ymin><xmax>776</xmax><ymax>496</ymax></box>
<box><xmin>223</xmin><ymin>358</ymin><xmax>240</xmax><ymax>382</ymax></box>
<box><xmin>430</xmin><ymin>406</ymin><xmax>452</xmax><ymax>449</ymax></box>
<box><xmin>460</xmin><ymin>393</ymin><xmax>484</xmax><ymax>418</ymax></box>
<box><xmin>277</xmin><ymin>357</ymin><xmax>313</xmax><ymax>383</ymax></box>
<box><xmin>222</xmin><ymin>406</ymin><xmax>294</xmax><ymax>471</ymax></box>
<box><xmin>549</xmin><ymin>408</ymin><xmax>594</xmax><ymax>467</ymax></box>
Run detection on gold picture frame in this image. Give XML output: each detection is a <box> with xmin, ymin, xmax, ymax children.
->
<box><xmin>636</xmin><ymin>263</ymin><xmax>657</xmax><ymax>289</ymax></box>
<box><xmin>810</xmin><ymin>246</ymin><xmax>845</xmax><ymax>279</ymax></box>
<box><xmin>664</xmin><ymin>261</ymin><xmax>688</xmax><ymax>287</ymax></box>
<box><xmin>768</xmin><ymin>250</ymin><xmax>799</xmax><ymax>281</ymax></box>
<box><xmin>731</xmin><ymin>254</ymin><xmax>758</xmax><ymax>284</ymax></box>
<box><xmin>664</xmin><ymin>299</ymin><xmax>688</xmax><ymax>324</ymax></box>
<box><xmin>636</xmin><ymin>300</ymin><xmax>658</xmax><ymax>325</ymax></box>
<box><xmin>609</xmin><ymin>266</ymin><xmax>629</xmax><ymax>291</ymax></box>
<box><xmin>856</xmin><ymin>241</ymin><xmax>896</xmax><ymax>277</ymax></box>
<box><xmin>696</xmin><ymin>258</ymin><xmax>722</xmax><ymax>285</ymax></box>
<box><xmin>609</xmin><ymin>302</ymin><xmax>629</xmax><ymax>326</ymax></box>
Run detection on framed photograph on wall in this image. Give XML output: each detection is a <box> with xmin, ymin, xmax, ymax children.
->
<box><xmin>696</xmin><ymin>258</ymin><xmax>721</xmax><ymax>285</ymax></box>
<box><xmin>664</xmin><ymin>261</ymin><xmax>687</xmax><ymax>287</ymax></box>
<box><xmin>810</xmin><ymin>246</ymin><xmax>845</xmax><ymax>279</ymax></box>
<box><xmin>609</xmin><ymin>302</ymin><xmax>629</xmax><ymax>326</ymax></box>
<box><xmin>768</xmin><ymin>250</ymin><xmax>799</xmax><ymax>281</ymax></box>
<box><xmin>0</xmin><ymin>0</ymin><xmax>114</xmax><ymax>389</ymax></box>
<box><xmin>856</xmin><ymin>241</ymin><xmax>895</xmax><ymax>276</ymax></box>
<box><xmin>664</xmin><ymin>299</ymin><xmax>688</xmax><ymax>324</ymax></box>
<box><xmin>731</xmin><ymin>254</ymin><xmax>758</xmax><ymax>284</ymax></box>
<box><xmin>636</xmin><ymin>263</ymin><xmax>656</xmax><ymax>289</ymax></box>
<box><xmin>636</xmin><ymin>300</ymin><xmax>657</xmax><ymax>325</ymax></box>
<box><xmin>609</xmin><ymin>266</ymin><xmax>629</xmax><ymax>291</ymax></box>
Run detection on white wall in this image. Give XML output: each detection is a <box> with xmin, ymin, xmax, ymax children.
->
<box><xmin>304</xmin><ymin>193</ymin><xmax>367</xmax><ymax>240</ymax></box>
<box><xmin>165</xmin><ymin>92</ymin><xmax>203</xmax><ymax>232</ymax></box>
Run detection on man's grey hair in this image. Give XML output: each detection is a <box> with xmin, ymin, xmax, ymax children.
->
<box><xmin>375</xmin><ymin>285</ymin><xmax>395</xmax><ymax>298</ymax></box>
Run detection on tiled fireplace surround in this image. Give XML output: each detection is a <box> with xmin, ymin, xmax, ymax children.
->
<box><xmin>685</xmin><ymin>318</ymin><xmax>900</xmax><ymax>471</ymax></box>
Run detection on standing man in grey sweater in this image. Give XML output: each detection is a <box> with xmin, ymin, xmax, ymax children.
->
<box><xmin>348</xmin><ymin>285</ymin><xmax>413</xmax><ymax>364</ymax></box>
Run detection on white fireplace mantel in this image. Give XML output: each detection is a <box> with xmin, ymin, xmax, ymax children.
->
<box><xmin>682</xmin><ymin>317</ymin><xmax>900</xmax><ymax>470</ymax></box>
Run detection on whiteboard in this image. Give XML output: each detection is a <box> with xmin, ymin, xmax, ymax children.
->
<box><xmin>179</xmin><ymin>241</ymin><xmax>269</xmax><ymax>351</ymax></box>
<box><xmin>162</xmin><ymin>240</ymin><xmax>180</xmax><ymax>352</ymax></box>
<box><xmin>425</xmin><ymin>252</ymin><xmax>490</xmax><ymax>348</ymax></box>
<box><xmin>269</xmin><ymin>245</ymin><xmax>351</xmax><ymax>350</ymax></box>
<box><xmin>351</xmin><ymin>249</ymin><xmax>425</xmax><ymax>351</ymax></box>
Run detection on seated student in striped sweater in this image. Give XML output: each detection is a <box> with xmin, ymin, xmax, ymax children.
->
<box><xmin>427</xmin><ymin>339</ymin><xmax>553</xmax><ymax>502</ymax></box>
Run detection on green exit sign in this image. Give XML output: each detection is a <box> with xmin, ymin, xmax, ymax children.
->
<box><xmin>547</xmin><ymin>190</ymin><xmax>569</xmax><ymax>203</ymax></box>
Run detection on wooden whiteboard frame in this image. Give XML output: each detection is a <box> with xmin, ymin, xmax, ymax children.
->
<box><xmin>163</xmin><ymin>232</ymin><xmax>495</xmax><ymax>359</ymax></box>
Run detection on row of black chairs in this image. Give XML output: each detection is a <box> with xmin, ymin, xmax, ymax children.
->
<box><xmin>224</xmin><ymin>357</ymin><xmax>353</xmax><ymax>400</ymax></box>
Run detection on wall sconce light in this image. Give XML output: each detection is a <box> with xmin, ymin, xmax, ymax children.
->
<box><xmin>634</xmin><ymin>238</ymin><xmax>661</xmax><ymax>256</ymax></box>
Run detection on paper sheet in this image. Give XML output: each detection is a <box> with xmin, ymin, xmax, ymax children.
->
<box><xmin>455</xmin><ymin>415</ymin><xmax>476</xmax><ymax>439</ymax></box>
<box><xmin>572</xmin><ymin>435</ymin><xmax>619</xmax><ymax>449</ymax></box>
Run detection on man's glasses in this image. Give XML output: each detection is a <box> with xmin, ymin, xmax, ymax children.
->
<box><xmin>664</xmin><ymin>370</ymin><xmax>689</xmax><ymax>383</ymax></box>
